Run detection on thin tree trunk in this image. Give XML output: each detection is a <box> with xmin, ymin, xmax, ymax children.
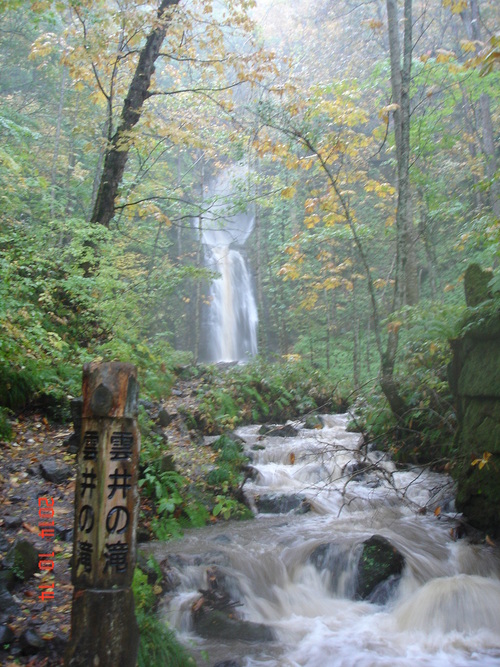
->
<box><xmin>382</xmin><ymin>0</ymin><xmax>414</xmax><ymax>418</ymax></box>
<box><xmin>50</xmin><ymin>67</ymin><xmax>67</xmax><ymax>217</ymax></box>
<box><xmin>461</xmin><ymin>0</ymin><xmax>499</xmax><ymax>217</ymax></box>
<box><xmin>194</xmin><ymin>160</ymin><xmax>204</xmax><ymax>362</ymax></box>
<box><xmin>90</xmin><ymin>0</ymin><xmax>179</xmax><ymax>227</ymax></box>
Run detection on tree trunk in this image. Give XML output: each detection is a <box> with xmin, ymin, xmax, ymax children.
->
<box><xmin>461</xmin><ymin>0</ymin><xmax>500</xmax><ymax>217</ymax></box>
<box><xmin>90</xmin><ymin>0</ymin><xmax>179</xmax><ymax>228</ymax></box>
<box><xmin>382</xmin><ymin>0</ymin><xmax>414</xmax><ymax>419</ymax></box>
<box><xmin>194</xmin><ymin>159</ymin><xmax>204</xmax><ymax>362</ymax></box>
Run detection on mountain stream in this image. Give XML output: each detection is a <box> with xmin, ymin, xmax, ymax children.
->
<box><xmin>149</xmin><ymin>414</ymin><xmax>500</xmax><ymax>666</ymax></box>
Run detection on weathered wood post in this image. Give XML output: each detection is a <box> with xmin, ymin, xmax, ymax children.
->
<box><xmin>65</xmin><ymin>362</ymin><xmax>140</xmax><ymax>667</ymax></box>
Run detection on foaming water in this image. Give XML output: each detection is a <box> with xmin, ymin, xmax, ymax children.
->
<box><xmin>149</xmin><ymin>415</ymin><xmax>500</xmax><ymax>666</ymax></box>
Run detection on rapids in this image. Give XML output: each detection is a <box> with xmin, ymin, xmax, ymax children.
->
<box><xmin>149</xmin><ymin>414</ymin><xmax>500</xmax><ymax>666</ymax></box>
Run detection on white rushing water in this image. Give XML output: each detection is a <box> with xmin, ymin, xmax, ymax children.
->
<box><xmin>200</xmin><ymin>167</ymin><xmax>258</xmax><ymax>363</ymax></box>
<box><xmin>151</xmin><ymin>415</ymin><xmax>500</xmax><ymax>667</ymax></box>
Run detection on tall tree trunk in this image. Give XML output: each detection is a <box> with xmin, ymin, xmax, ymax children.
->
<box><xmin>461</xmin><ymin>0</ymin><xmax>500</xmax><ymax>217</ymax></box>
<box><xmin>50</xmin><ymin>67</ymin><xmax>67</xmax><ymax>218</ymax></box>
<box><xmin>194</xmin><ymin>159</ymin><xmax>204</xmax><ymax>362</ymax></box>
<box><xmin>90</xmin><ymin>0</ymin><xmax>179</xmax><ymax>227</ymax></box>
<box><xmin>382</xmin><ymin>0</ymin><xmax>414</xmax><ymax>419</ymax></box>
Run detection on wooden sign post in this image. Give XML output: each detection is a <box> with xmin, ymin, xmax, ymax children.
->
<box><xmin>65</xmin><ymin>362</ymin><xmax>140</xmax><ymax>667</ymax></box>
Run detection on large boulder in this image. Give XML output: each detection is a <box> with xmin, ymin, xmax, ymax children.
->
<box><xmin>5</xmin><ymin>539</ymin><xmax>38</xmax><ymax>581</ymax></box>
<box><xmin>193</xmin><ymin>610</ymin><xmax>274</xmax><ymax>643</ymax></box>
<box><xmin>258</xmin><ymin>424</ymin><xmax>298</xmax><ymax>438</ymax></box>
<box><xmin>40</xmin><ymin>459</ymin><xmax>72</xmax><ymax>484</ymax></box>
<box><xmin>448</xmin><ymin>280</ymin><xmax>500</xmax><ymax>537</ymax></box>
<box><xmin>255</xmin><ymin>493</ymin><xmax>310</xmax><ymax>515</ymax></box>
<box><xmin>354</xmin><ymin>535</ymin><xmax>405</xmax><ymax>603</ymax></box>
<box><xmin>309</xmin><ymin>535</ymin><xmax>405</xmax><ymax>604</ymax></box>
<box><xmin>191</xmin><ymin>566</ymin><xmax>274</xmax><ymax>643</ymax></box>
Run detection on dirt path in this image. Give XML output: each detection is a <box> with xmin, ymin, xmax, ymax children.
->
<box><xmin>0</xmin><ymin>375</ymin><xmax>213</xmax><ymax>665</ymax></box>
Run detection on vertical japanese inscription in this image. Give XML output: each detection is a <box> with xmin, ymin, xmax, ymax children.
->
<box><xmin>66</xmin><ymin>363</ymin><xmax>140</xmax><ymax>667</ymax></box>
<box><xmin>72</xmin><ymin>363</ymin><xmax>139</xmax><ymax>589</ymax></box>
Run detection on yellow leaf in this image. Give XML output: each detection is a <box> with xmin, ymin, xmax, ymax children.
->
<box><xmin>387</xmin><ymin>320</ymin><xmax>402</xmax><ymax>334</ymax></box>
<box><xmin>304</xmin><ymin>214</ymin><xmax>320</xmax><ymax>229</ymax></box>
<box><xmin>434</xmin><ymin>506</ymin><xmax>441</xmax><ymax>517</ymax></box>
<box><xmin>281</xmin><ymin>186</ymin><xmax>296</xmax><ymax>200</ymax></box>
<box><xmin>471</xmin><ymin>452</ymin><xmax>492</xmax><ymax>470</ymax></box>
<box><xmin>436</xmin><ymin>49</ymin><xmax>455</xmax><ymax>63</ymax></box>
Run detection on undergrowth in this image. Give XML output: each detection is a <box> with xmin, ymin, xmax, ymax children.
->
<box><xmin>133</xmin><ymin>563</ymin><xmax>196</xmax><ymax>667</ymax></box>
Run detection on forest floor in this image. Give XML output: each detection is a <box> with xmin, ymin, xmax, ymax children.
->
<box><xmin>0</xmin><ymin>376</ymin><xmax>214</xmax><ymax>666</ymax></box>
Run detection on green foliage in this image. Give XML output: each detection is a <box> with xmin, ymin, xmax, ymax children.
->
<box><xmin>0</xmin><ymin>407</ymin><xmax>12</xmax><ymax>441</ymax></box>
<box><xmin>136</xmin><ymin>609</ymin><xmax>197</xmax><ymax>667</ymax></box>
<box><xmin>133</xmin><ymin>565</ymin><xmax>196</xmax><ymax>667</ymax></box>
<box><xmin>352</xmin><ymin>302</ymin><xmax>460</xmax><ymax>465</ymax></box>
<box><xmin>138</xmin><ymin>409</ymin><xmax>210</xmax><ymax>540</ymax></box>
<box><xmin>212</xmin><ymin>493</ymin><xmax>252</xmax><ymax>521</ymax></box>
<box><xmin>196</xmin><ymin>358</ymin><xmax>341</xmax><ymax>435</ymax></box>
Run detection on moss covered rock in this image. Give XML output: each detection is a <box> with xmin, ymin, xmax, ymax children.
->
<box><xmin>449</xmin><ymin>279</ymin><xmax>500</xmax><ymax>536</ymax></box>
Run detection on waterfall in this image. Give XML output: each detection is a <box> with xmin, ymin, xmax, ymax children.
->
<box><xmin>147</xmin><ymin>414</ymin><xmax>500</xmax><ymax>667</ymax></box>
<box><xmin>199</xmin><ymin>167</ymin><xmax>258</xmax><ymax>363</ymax></box>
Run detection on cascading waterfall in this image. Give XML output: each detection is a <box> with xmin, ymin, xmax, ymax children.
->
<box><xmin>148</xmin><ymin>415</ymin><xmax>500</xmax><ymax>667</ymax></box>
<box><xmin>199</xmin><ymin>167</ymin><xmax>258</xmax><ymax>363</ymax></box>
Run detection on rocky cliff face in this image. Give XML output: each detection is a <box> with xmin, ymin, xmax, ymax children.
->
<box><xmin>449</xmin><ymin>265</ymin><xmax>500</xmax><ymax>536</ymax></box>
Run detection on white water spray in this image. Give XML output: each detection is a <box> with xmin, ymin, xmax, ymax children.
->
<box><xmin>200</xmin><ymin>167</ymin><xmax>258</xmax><ymax>363</ymax></box>
<box><xmin>149</xmin><ymin>414</ymin><xmax>500</xmax><ymax>667</ymax></box>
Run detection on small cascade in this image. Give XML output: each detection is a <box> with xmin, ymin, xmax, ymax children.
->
<box><xmin>199</xmin><ymin>167</ymin><xmax>258</xmax><ymax>363</ymax></box>
<box><xmin>148</xmin><ymin>415</ymin><xmax>500</xmax><ymax>667</ymax></box>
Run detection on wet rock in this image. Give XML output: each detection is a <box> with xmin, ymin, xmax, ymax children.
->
<box><xmin>355</xmin><ymin>535</ymin><xmax>405</xmax><ymax>603</ymax></box>
<box><xmin>158</xmin><ymin>408</ymin><xmax>173</xmax><ymax>427</ymax></box>
<box><xmin>193</xmin><ymin>610</ymin><xmax>274</xmax><ymax>643</ymax></box>
<box><xmin>309</xmin><ymin>536</ymin><xmax>405</xmax><ymax>603</ymax></box>
<box><xmin>0</xmin><ymin>569</ymin><xmax>16</xmax><ymax>592</ymax></box>
<box><xmin>19</xmin><ymin>627</ymin><xmax>45</xmax><ymax>655</ymax></box>
<box><xmin>0</xmin><ymin>623</ymin><xmax>15</xmax><ymax>645</ymax></box>
<box><xmin>256</xmin><ymin>493</ymin><xmax>310</xmax><ymax>515</ymax></box>
<box><xmin>211</xmin><ymin>534</ymin><xmax>232</xmax><ymax>544</ymax></box>
<box><xmin>0</xmin><ymin>588</ymin><xmax>20</xmax><ymax>617</ymax></box>
<box><xmin>159</xmin><ymin>453</ymin><xmax>176</xmax><ymax>473</ymax></box>
<box><xmin>40</xmin><ymin>459</ymin><xmax>72</xmax><ymax>484</ymax></box>
<box><xmin>213</xmin><ymin>661</ymin><xmax>242</xmax><ymax>667</ymax></box>
<box><xmin>303</xmin><ymin>414</ymin><xmax>324</xmax><ymax>430</ymax></box>
<box><xmin>0</xmin><ymin>533</ymin><xmax>9</xmax><ymax>553</ymax></box>
<box><xmin>343</xmin><ymin>461</ymin><xmax>371</xmax><ymax>481</ymax></box>
<box><xmin>259</xmin><ymin>424</ymin><xmax>298</xmax><ymax>438</ymax></box>
<box><xmin>2</xmin><ymin>515</ymin><xmax>22</xmax><ymax>529</ymax></box>
<box><xmin>5</xmin><ymin>539</ymin><xmax>38</xmax><ymax>581</ymax></box>
<box><xmin>55</xmin><ymin>525</ymin><xmax>73</xmax><ymax>542</ymax></box>
<box><xmin>64</xmin><ymin>396</ymin><xmax>83</xmax><ymax>453</ymax></box>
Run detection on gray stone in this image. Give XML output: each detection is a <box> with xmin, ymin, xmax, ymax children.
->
<box><xmin>5</xmin><ymin>539</ymin><xmax>38</xmax><ymax>581</ymax></box>
<box><xmin>256</xmin><ymin>493</ymin><xmax>310</xmax><ymax>515</ymax></box>
<box><xmin>2</xmin><ymin>515</ymin><xmax>22</xmax><ymax>529</ymax></box>
<box><xmin>0</xmin><ymin>589</ymin><xmax>20</xmax><ymax>617</ymax></box>
<box><xmin>355</xmin><ymin>535</ymin><xmax>405</xmax><ymax>602</ymax></box>
<box><xmin>158</xmin><ymin>408</ymin><xmax>173</xmax><ymax>427</ymax></box>
<box><xmin>258</xmin><ymin>424</ymin><xmax>298</xmax><ymax>438</ymax></box>
<box><xmin>20</xmin><ymin>627</ymin><xmax>45</xmax><ymax>655</ymax></box>
<box><xmin>193</xmin><ymin>610</ymin><xmax>274</xmax><ymax>643</ymax></box>
<box><xmin>0</xmin><ymin>569</ymin><xmax>16</xmax><ymax>592</ymax></box>
<box><xmin>303</xmin><ymin>414</ymin><xmax>324</xmax><ymax>430</ymax></box>
<box><xmin>40</xmin><ymin>459</ymin><xmax>72</xmax><ymax>484</ymax></box>
<box><xmin>0</xmin><ymin>623</ymin><xmax>15</xmax><ymax>645</ymax></box>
